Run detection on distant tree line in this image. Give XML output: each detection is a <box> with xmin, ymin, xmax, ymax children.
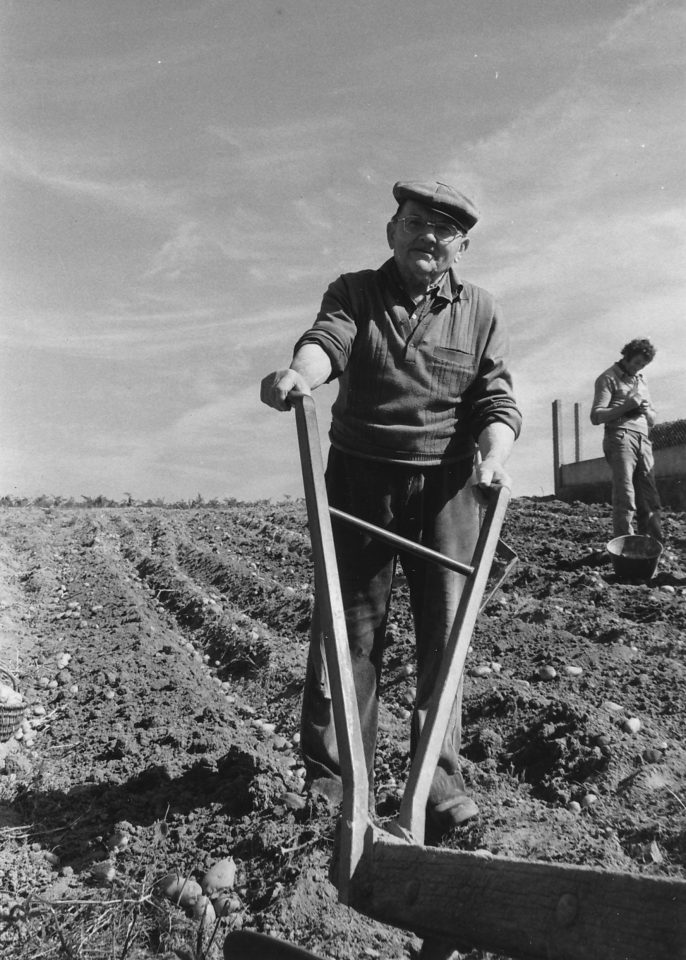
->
<box><xmin>0</xmin><ymin>493</ymin><xmax>269</xmax><ymax>509</ymax></box>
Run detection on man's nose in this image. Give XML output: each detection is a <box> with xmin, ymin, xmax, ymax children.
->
<box><xmin>417</xmin><ymin>224</ymin><xmax>437</xmax><ymax>240</ymax></box>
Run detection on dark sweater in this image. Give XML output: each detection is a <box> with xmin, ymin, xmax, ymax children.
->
<box><xmin>294</xmin><ymin>258</ymin><xmax>522</xmax><ymax>464</ymax></box>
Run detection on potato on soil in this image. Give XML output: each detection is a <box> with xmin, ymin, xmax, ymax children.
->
<box><xmin>201</xmin><ymin>856</ymin><xmax>236</xmax><ymax>895</ymax></box>
<box><xmin>91</xmin><ymin>860</ymin><xmax>116</xmax><ymax>884</ymax></box>
<box><xmin>192</xmin><ymin>894</ymin><xmax>216</xmax><ymax>927</ymax></box>
<box><xmin>212</xmin><ymin>892</ymin><xmax>242</xmax><ymax>917</ymax></box>
<box><xmin>157</xmin><ymin>872</ymin><xmax>202</xmax><ymax>908</ymax></box>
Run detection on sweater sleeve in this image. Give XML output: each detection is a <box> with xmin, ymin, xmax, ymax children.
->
<box><xmin>292</xmin><ymin>274</ymin><xmax>361</xmax><ymax>379</ymax></box>
<box><xmin>463</xmin><ymin>303</ymin><xmax>523</xmax><ymax>441</ymax></box>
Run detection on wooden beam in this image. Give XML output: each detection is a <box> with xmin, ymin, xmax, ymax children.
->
<box><xmin>357</xmin><ymin>832</ymin><xmax>686</xmax><ymax>960</ymax></box>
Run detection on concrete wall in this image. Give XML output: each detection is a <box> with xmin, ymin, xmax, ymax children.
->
<box><xmin>558</xmin><ymin>445</ymin><xmax>686</xmax><ymax>509</ymax></box>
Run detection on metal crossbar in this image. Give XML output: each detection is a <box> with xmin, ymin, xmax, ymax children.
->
<box><xmin>329</xmin><ymin>505</ymin><xmax>475</xmax><ymax>577</ymax></box>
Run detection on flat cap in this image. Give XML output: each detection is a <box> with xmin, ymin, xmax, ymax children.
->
<box><xmin>392</xmin><ymin>179</ymin><xmax>479</xmax><ymax>232</ymax></box>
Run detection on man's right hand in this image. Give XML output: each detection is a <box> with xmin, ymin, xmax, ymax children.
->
<box><xmin>260</xmin><ymin>369</ymin><xmax>311</xmax><ymax>411</ymax></box>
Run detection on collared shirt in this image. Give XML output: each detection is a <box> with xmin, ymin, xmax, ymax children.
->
<box><xmin>293</xmin><ymin>258</ymin><xmax>522</xmax><ymax>464</ymax></box>
<box><xmin>591</xmin><ymin>362</ymin><xmax>652</xmax><ymax>437</ymax></box>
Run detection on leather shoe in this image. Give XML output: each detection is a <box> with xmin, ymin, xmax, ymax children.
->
<box><xmin>427</xmin><ymin>792</ymin><xmax>479</xmax><ymax>834</ymax></box>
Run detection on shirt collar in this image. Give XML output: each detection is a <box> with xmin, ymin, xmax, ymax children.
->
<box><xmin>615</xmin><ymin>361</ymin><xmax>643</xmax><ymax>382</ymax></box>
<box><xmin>381</xmin><ymin>258</ymin><xmax>465</xmax><ymax>302</ymax></box>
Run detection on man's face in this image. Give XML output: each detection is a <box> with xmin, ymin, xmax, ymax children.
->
<box><xmin>624</xmin><ymin>353</ymin><xmax>650</xmax><ymax>375</ymax></box>
<box><xmin>387</xmin><ymin>199</ymin><xmax>469</xmax><ymax>291</ymax></box>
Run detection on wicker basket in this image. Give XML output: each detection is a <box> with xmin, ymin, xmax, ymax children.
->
<box><xmin>0</xmin><ymin>667</ymin><xmax>26</xmax><ymax>743</ymax></box>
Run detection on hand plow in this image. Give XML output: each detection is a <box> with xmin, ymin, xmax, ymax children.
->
<box><xmin>225</xmin><ymin>394</ymin><xmax>686</xmax><ymax>960</ymax></box>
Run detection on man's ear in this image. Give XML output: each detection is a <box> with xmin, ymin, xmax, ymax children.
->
<box><xmin>454</xmin><ymin>236</ymin><xmax>470</xmax><ymax>261</ymax></box>
<box><xmin>386</xmin><ymin>221</ymin><xmax>396</xmax><ymax>249</ymax></box>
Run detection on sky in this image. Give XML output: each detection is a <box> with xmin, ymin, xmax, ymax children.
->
<box><xmin>1</xmin><ymin>0</ymin><xmax>684</xmax><ymax>503</ymax></box>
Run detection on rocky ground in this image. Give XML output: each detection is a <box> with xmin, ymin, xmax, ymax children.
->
<box><xmin>0</xmin><ymin>496</ymin><xmax>684</xmax><ymax>960</ymax></box>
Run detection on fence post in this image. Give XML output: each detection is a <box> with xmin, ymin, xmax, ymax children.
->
<box><xmin>574</xmin><ymin>402</ymin><xmax>582</xmax><ymax>462</ymax></box>
<box><xmin>552</xmin><ymin>400</ymin><xmax>563</xmax><ymax>497</ymax></box>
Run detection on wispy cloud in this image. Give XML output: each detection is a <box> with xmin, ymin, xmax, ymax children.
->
<box><xmin>599</xmin><ymin>0</ymin><xmax>682</xmax><ymax>54</ymax></box>
<box><xmin>1</xmin><ymin>137</ymin><xmax>185</xmax><ymax>214</ymax></box>
<box><xmin>0</xmin><ymin>301</ymin><xmax>312</xmax><ymax>360</ymax></box>
<box><xmin>144</xmin><ymin>221</ymin><xmax>214</xmax><ymax>280</ymax></box>
<box><xmin>209</xmin><ymin>115</ymin><xmax>355</xmax><ymax>151</ymax></box>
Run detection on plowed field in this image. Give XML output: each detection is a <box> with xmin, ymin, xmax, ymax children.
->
<box><xmin>0</xmin><ymin>497</ymin><xmax>684</xmax><ymax>959</ymax></box>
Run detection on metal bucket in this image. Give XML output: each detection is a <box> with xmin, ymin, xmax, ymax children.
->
<box><xmin>607</xmin><ymin>535</ymin><xmax>663</xmax><ymax>581</ymax></box>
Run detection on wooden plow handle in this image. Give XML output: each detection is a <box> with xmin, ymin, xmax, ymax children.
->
<box><xmin>293</xmin><ymin>395</ymin><xmax>369</xmax><ymax>903</ymax></box>
<box><xmin>398</xmin><ymin>484</ymin><xmax>509</xmax><ymax>842</ymax></box>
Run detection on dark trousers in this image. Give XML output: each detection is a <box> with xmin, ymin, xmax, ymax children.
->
<box><xmin>300</xmin><ymin>448</ymin><xmax>480</xmax><ymax>805</ymax></box>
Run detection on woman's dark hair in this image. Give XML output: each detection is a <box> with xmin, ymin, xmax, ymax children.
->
<box><xmin>621</xmin><ymin>338</ymin><xmax>656</xmax><ymax>362</ymax></box>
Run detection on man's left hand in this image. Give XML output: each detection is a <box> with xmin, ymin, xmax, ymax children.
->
<box><xmin>474</xmin><ymin>457</ymin><xmax>512</xmax><ymax>491</ymax></box>
<box><xmin>475</xmin><ymin>422</ymin><xmax>516</xmax><ymax>497</ymax></box>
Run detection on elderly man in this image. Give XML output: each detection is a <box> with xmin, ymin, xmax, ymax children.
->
<box><xmin>261</xmin><ymin>180</ymin><xmax>522</xmax><ymax>834</ymax></box>
<box><xmin>591</xmin><ymin>338</ymin><xmax>662</xmax><ymax>542</ymax></box>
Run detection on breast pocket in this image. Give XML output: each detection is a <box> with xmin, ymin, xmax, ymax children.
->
<box><xmin>430</xmin><ymin>347</ymin><xmax>476</xmax><ymax>400</ymax></box>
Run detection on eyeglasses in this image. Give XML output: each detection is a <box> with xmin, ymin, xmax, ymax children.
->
<box><xmin>394</xmin><ymin>215</ymin><xmax>464</xmax><ymax>243</ymax></box>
